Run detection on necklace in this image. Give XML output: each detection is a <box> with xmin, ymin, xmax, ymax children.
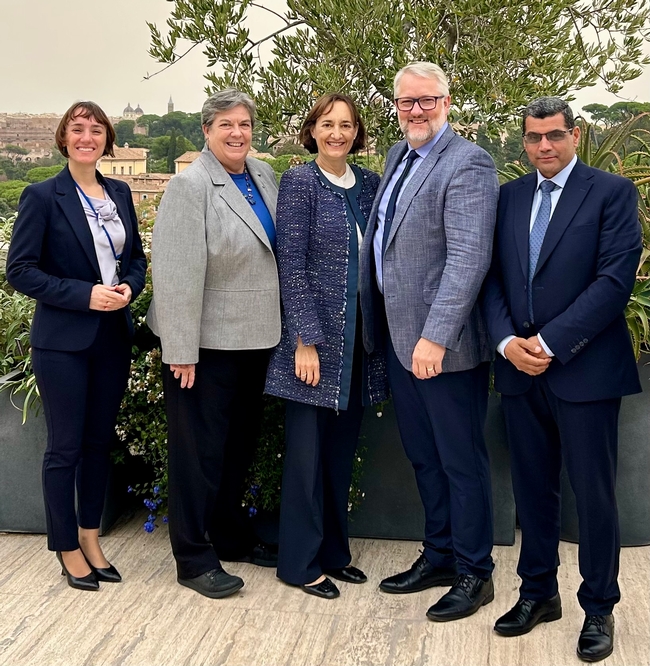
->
<box><xmin>242</xmin><ymin>166</ymin><xmax>256</xmax><ymax>206</ymax></box>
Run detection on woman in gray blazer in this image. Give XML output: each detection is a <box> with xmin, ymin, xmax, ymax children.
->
<box><xmin>147</xmin><ymin>89</ymin><xmax>281</xmax><ymax>600</ymax></box>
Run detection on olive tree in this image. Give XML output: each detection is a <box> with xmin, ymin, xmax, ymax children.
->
<box><xmin>148</xmin><ymin>0</ymin><xmax>650</xmax><ymax>144</ymax></box>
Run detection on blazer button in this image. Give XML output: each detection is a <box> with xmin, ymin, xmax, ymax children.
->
<box><xmin>523</xmin><ymin>321</ymin><xmax>530</xmax><ymax>329</ymax></box>
<box><xmin>571</xmin><ymin>347</ymin><xmax>577</xmax><ymax>353</ymax></box>
<box><xmin>583</xmin><ymin>338</ymin><xmax>588</xmax><ymax>343</ymax></box>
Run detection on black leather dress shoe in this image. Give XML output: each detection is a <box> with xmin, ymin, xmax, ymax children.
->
<box><xmin>81</xmin><ymin>550</ymin><xmax>122</xmax><ymax>583</ymax></box>
<box><xmin>301</xmin><ymin>577</ymin><xmax>340</xmax><ymax>599</ymax></box>
<box><xmin>494</xmin><ymin>594</ymin><xmax>562</xmax><ymax>636</ymax></box>
<box><xmin>379</xmin><ymin>553</ymin><xmax>457</xmax><ymax>594</ymax></box>
<box><xmin>323</xmin><ymin>566</ymin><xmax>367</xmax><ymax>584</ymax></box>
<box><xmin>426</xmin><ymin>574</ymin><xmax>494</xmax><ymax>622</ymax></box>
<box><xmin>89</xmin><ymin>562</ymin><xmax>122</xmax><ymax>583</ymax></box>
<box><xmin>56</xmin><ymin>552</ymin><xmax>99</xmax><ymax>591</ymax></box>
<box><xmin>577</xmin><ymin>614</ymin><xmax>614</xmax><ymax>662</ymax></box>
<box><xmin>178</xmin><ymin>568</ymin><xmax>244</xmax><ymax>599</ymax></box>
<box><xmin>224</xmin><ymin>543</ymin><xmax>278</xmax><ymax>568</ymax></box>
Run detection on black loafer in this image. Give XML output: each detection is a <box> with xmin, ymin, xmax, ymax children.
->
<box><xmin>379</xmin><ymin>553</ymin><xmax>457</xmax><ymax>594</ymax></box>
<box><xmin>323</xmin><ymin>566</ymin><xmax>367</xmax><ymax>584</ymax></box>
<box><xmin>178</xmin><ymin>568</ymin><xmax>244</xmax><ymax>599</ymax></box>
<box><xmin>225</xmin><ymin>543</ymin><xmax>278</xmax><ymax>568</ymax></box>
<box><xmin>577</xmin><ymin>615</ymin><xmax>614</xmax><ymax>662</ymax></box>
<box><xmin>494</xmin><ymin>594</ymin><xmax>562</xmax><ymax>636</ymax></box>
<box><xmin>301</xmin><ymin>577</ymin><xmax>340</xmax><ymax>599</ymax></box>
<box><xmin>426</xmin><ymin>574</ymin><xmax>494</xmax><ymax>622</ymax></box>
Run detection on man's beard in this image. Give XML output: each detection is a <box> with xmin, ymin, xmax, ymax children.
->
<box><xmin>400</xmin><ymin>117</ymin><xmax>444</xmax><ymax>145</ymax></box>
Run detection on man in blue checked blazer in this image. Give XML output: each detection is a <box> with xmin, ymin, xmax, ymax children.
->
<box><xmin>360</xmin><ymin>62</ymin><xmax>499</xmax><ymax>622</ymax></box>
<box><xmin>482</xmin><ymin>97</ymin><xmax>641</xmax><ymax>662</ymax></box>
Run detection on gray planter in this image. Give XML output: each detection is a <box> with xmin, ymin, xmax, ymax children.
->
<box><xmin>0</xmin><ymin>372</ymin><xmax>129</xmax><ymax>535</ymax></box>
<box><xmin>560</xmin><ymin>353</ymin><xmax>650</xmax><ymax>546</ymax></box>
<box><xmin>349</xmin><ymin>395</ymin><xmax>517</xmax><ymax>545</ymax></box>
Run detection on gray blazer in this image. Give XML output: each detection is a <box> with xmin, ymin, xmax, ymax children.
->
<box><xmin>147</xmin><ymin>148</ymin><xmax>281</xmax><ymax>364</ymax></box>
<box><xmin>360</xmin><ymin>126</ymin><xmax>499</xmax><ymax>373</ymax></box>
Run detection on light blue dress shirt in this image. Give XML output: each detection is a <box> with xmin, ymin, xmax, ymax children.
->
<box><xmin>373</xmin><ymin>123</ymin><xmax>449</xmax><ymax>292</ymax></box>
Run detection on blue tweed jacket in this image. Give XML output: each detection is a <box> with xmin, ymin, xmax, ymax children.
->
<box><xmin>265</xmin><ymin>162</ymin><xmax>389</xmax><ymax>409</ymax></box>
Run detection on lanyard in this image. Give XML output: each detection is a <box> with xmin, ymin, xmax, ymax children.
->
<box><xmin>74</xmin><ymin>183</ymin><xmax>122</xmax><ymax>277</ymax></box>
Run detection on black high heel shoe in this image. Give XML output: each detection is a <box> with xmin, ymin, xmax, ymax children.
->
<box><xmin>83</xmin><ymin>554</ymin><xmax>122</xmax><ymax>583</ymax></box>
<box><xmin>56</xmin><ymin>552</ymin><xmax>99</xmax><ymax>591</ymax></box>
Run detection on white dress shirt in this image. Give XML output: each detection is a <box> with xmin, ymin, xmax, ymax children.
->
<box><xmin>497</xmin><ymin>154</ymin><xmax>578</xmax><ymax>359</ymax></box>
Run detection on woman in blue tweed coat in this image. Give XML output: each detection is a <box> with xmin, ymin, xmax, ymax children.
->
<box><xmin>265</xmin><ymin>93</ymin><xmax>388</xmax><ymax>599</ymax></box>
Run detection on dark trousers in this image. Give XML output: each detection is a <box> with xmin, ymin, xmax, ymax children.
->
<box><xmin>32</xmin><ymin>311</ymin><xmax>131</xmax><ymax>552</ymax></box>
<box><xmin>502</xmin><ymin>375</ymin><xmax>621</xmax><ymax>615</ymax></box>
<box><xmin>386</xmin><ymin>339</ymin><xmax>494</xmax><ymax>579</ymax></box>
<box><xmin>163</xmin><ymin>347</ymin><xmax>270</xmax><ymax>580</ymax></box>
<box><xmin>277</xmin><ymin>360</ymin><xmax>365</xmax><ymax>586</ymax></box>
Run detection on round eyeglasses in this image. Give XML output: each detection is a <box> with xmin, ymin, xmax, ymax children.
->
<box><xmin>394</xmin><ymin>96</ymin><xmax>446</xmax><ymax>112</ymax></box>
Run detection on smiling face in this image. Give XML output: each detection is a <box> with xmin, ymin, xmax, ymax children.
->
<box><xmin>310</xmin><ymin>100</ymin><xmax>358</xmax><ymax>161</ymax></box>
<box><xmin>64</xmin><ymin>112</ymin><xmax>107</xmax><ymax>166</ymax></box>
<box><xmin>203</xmin><ymin>105</ymin><xmax>252</xmax><ymax>174</ymax></box>
<box><xmin>523</xmin><ymin>113</ymin><xmax>580</xmax><ymax>178</ymax></box>
<box><xmin>395</xmin><ymin>72</ymin><xmax>450</xmax><ymax>148</ymax></box>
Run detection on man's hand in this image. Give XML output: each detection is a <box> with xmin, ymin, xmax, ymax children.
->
<box><xmin>504</xmin><ymin>338</ymin><xmax>551</xmax><ymax>376</ymax></box>
<box><xmin>412</xmin><ymin>338</ymin><xmax>446</xmax><ymax>379</ymax></box>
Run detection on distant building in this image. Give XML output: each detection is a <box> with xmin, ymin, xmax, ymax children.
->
<box><xmin>0</xmin><ymin>113</ymin><xmax>60</xmax><ymax>154</ymax></box>
<box><xmin>108</xmin><ymin>173</ymin><xmax>172</xmax><ymax>204</ymax></box>
<box><xmin>98</xmin><ymin>145</ymin><xmax>148</xmax><ymax>176</ymax></box>
<box><xmin>174</xmin><ymin>151</ymin><xmax>201</xmax><ymax>173</ymax></box>
<box><xmin>123</xmin><ymin>103</ymin><xmax>144</xmax><ymax>122</ymax></box>
<box><xmin>168</xmin><ymin>96</ymin><xmax>174</xmax><ymax>115</ymax></box>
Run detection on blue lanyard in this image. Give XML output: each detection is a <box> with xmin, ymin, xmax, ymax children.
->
<box><xmin>74</xmin><ymin>183</ymin><xmax>122</xmax><ymax>264</ymax></box>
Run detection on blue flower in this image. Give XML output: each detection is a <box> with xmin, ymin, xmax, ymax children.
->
<box><xmin>144</xmin><ymin>521</ymin><xmax>155</xmax><ymax>533</ymax></box>
<box><xmin>127</xmin><ymin>486</ymin><xmax>134</xmax><ymax>493</ymax></box>
<box><xmin>162</xmin><ymin>515</ymin><xmax>168</xmax><ymax>524</ymax></box>
<box><xmin>153</xmin><ymin>485</ymin><xmax>160</xmax><ymax>496</ymax></box>
<box><xmin>144</xmin><ymin>498</ymin><xmax>156</xmax><ymax>510</ymax></box>
<box><xmin>250</xmin><ymin>484</ymin><xmax>259</xmax><ymax>497</ymax></box>
<box><xmin>156</xmin><ymin>498</ymin><xmax>163</xmax><ymax>506</ymax></box>
<box><xmin>248</xmin><ymin>506</ymin><xmax>258</xmax><ymax>517</ymax></box>
<box><xmin>147</xmin><ymin>514</ymin><xmax>156</xmax><ymax>521</ymax></box>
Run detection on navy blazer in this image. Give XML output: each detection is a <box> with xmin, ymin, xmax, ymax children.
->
<box><xmin>6</xmin><ymin>165</ymin><xmax>147</xmax><ymax>352</ymax></box>
<box><xmin>482</xmin><ymin>159</ymin><xmax>642</xmax><ymax>402</ymax></box>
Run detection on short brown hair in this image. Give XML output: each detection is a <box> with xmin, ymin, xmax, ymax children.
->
<box><xmin>298</xmin><ymin>93</ymin><xmax>366</xmax><ymax>154</ymax></box>
<box><xmin>55</xmin><ymin>101</ymin><xmax>116</xmax><ymax>158</ymax></box>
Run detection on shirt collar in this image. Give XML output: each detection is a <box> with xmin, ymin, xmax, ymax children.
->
<box><xmin>405</xmin><ymin>122</ymin><xmax>449</xmax><ymax>161</ymax></box>
<box><xmin>536</xmin><ymin>154</ymin><xmax>577</xmax><ymax>190</ymax></box>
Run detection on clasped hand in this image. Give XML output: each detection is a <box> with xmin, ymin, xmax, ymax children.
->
<box><xmin>504</xmin><ymin>335</ymin><xmax>551</xmax><ymax>376</ymax></box>
<box><xmin>89</xmin><ymin>283</ymin><xmax>132</xmax><ymax>311</ymax></box>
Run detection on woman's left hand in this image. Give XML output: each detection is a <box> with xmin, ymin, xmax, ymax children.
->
<box><xmin>295</xmin><ymin>337</ymin><xmax>320</xmax><ymax>386</ymax></box>
<box><xmin>114</xmin><ymin>283</ymin><xmax>132</xmax><ymax>305</ymax></box>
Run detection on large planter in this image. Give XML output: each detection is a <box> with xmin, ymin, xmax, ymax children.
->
<box><xmin>560</xmin><ymin>353</ymin><xmax>650</xmax><ymax>546</ymax></box>
<box><xmin>0</xmin><ymin>372</ymin><xmax>131</xmax><ymax>535</ymax></box>
<box><xmin>349</xmin><ymin>395</ymin><xmax>517</xmax><ymax>546</ymax></box>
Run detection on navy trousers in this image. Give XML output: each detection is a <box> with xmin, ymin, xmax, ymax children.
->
<box><xmin>386</xmin><ymin>339</ymin><xmax>494</xmax><ymax>579</ymax></box>
<box><xmin>164</xmin><ymin>347</ymin><xmax>270</xmax><ymax>580</ymax></box>
<box><xmin>277</xmin><ymin>353</ymin><xmax>365</xmax><ymax>586</ymax></box>
<box><xmin>501</xmin><ymin>375</ymin><xmax>621</xmax><ymax>615</ymax></box>
<box><xmin>32</xmin><ymin>311</ymin><xmax>131</xmax><ymax>552</ymax></box>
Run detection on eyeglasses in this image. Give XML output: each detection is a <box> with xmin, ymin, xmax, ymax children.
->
<box><xmin>523</xmin><ymin>129</ymin><xmax>574</xmax><ymax>144</ymax></box>
<box><xmin>394</xmin><ymin>96</ymin><xmax>445</xmax><ymax>112</ymax></box>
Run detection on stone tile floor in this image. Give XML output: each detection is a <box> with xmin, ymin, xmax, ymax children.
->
<box><xmin>1</xmin><ymin>511</ymin><xmax>648</xmax><ymax>666</ymax></box>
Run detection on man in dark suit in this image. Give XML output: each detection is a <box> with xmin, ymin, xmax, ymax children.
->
<box><xmin>360</xmin><ymin>62</ymin><xmax>499</xmax><ymax>621</ymax></box>
<box><xmin>482</xmin><ymin>97</ymin><xmax>642</xmax><ymax>662</ymax></box>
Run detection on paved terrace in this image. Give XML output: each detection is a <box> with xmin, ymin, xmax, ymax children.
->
<box><xmin>1</xmin><ymin>511</ymin><xmax>648</xmax><ymax>666</ymax></box>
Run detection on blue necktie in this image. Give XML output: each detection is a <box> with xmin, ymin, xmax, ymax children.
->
<box><xmin>528</xmin><ymin>179</ymin><xmax>557</xmax><ymax>321</ymax></box>
<box><xmin>382</xmin><ymin>150</ymin><xmax>420</xmax><ymax>254</ymax></box>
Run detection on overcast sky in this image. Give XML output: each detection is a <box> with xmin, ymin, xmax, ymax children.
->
<box><xmin>1</xmin><ymin>0</ymin><xmax>648</xmax><ymax>118</ymax></box>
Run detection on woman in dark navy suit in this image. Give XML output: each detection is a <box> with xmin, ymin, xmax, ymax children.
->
<box><xmin>6</xmin><ymin>101</ymin><xmax>146</xmax><ymax>590</ymax></box>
